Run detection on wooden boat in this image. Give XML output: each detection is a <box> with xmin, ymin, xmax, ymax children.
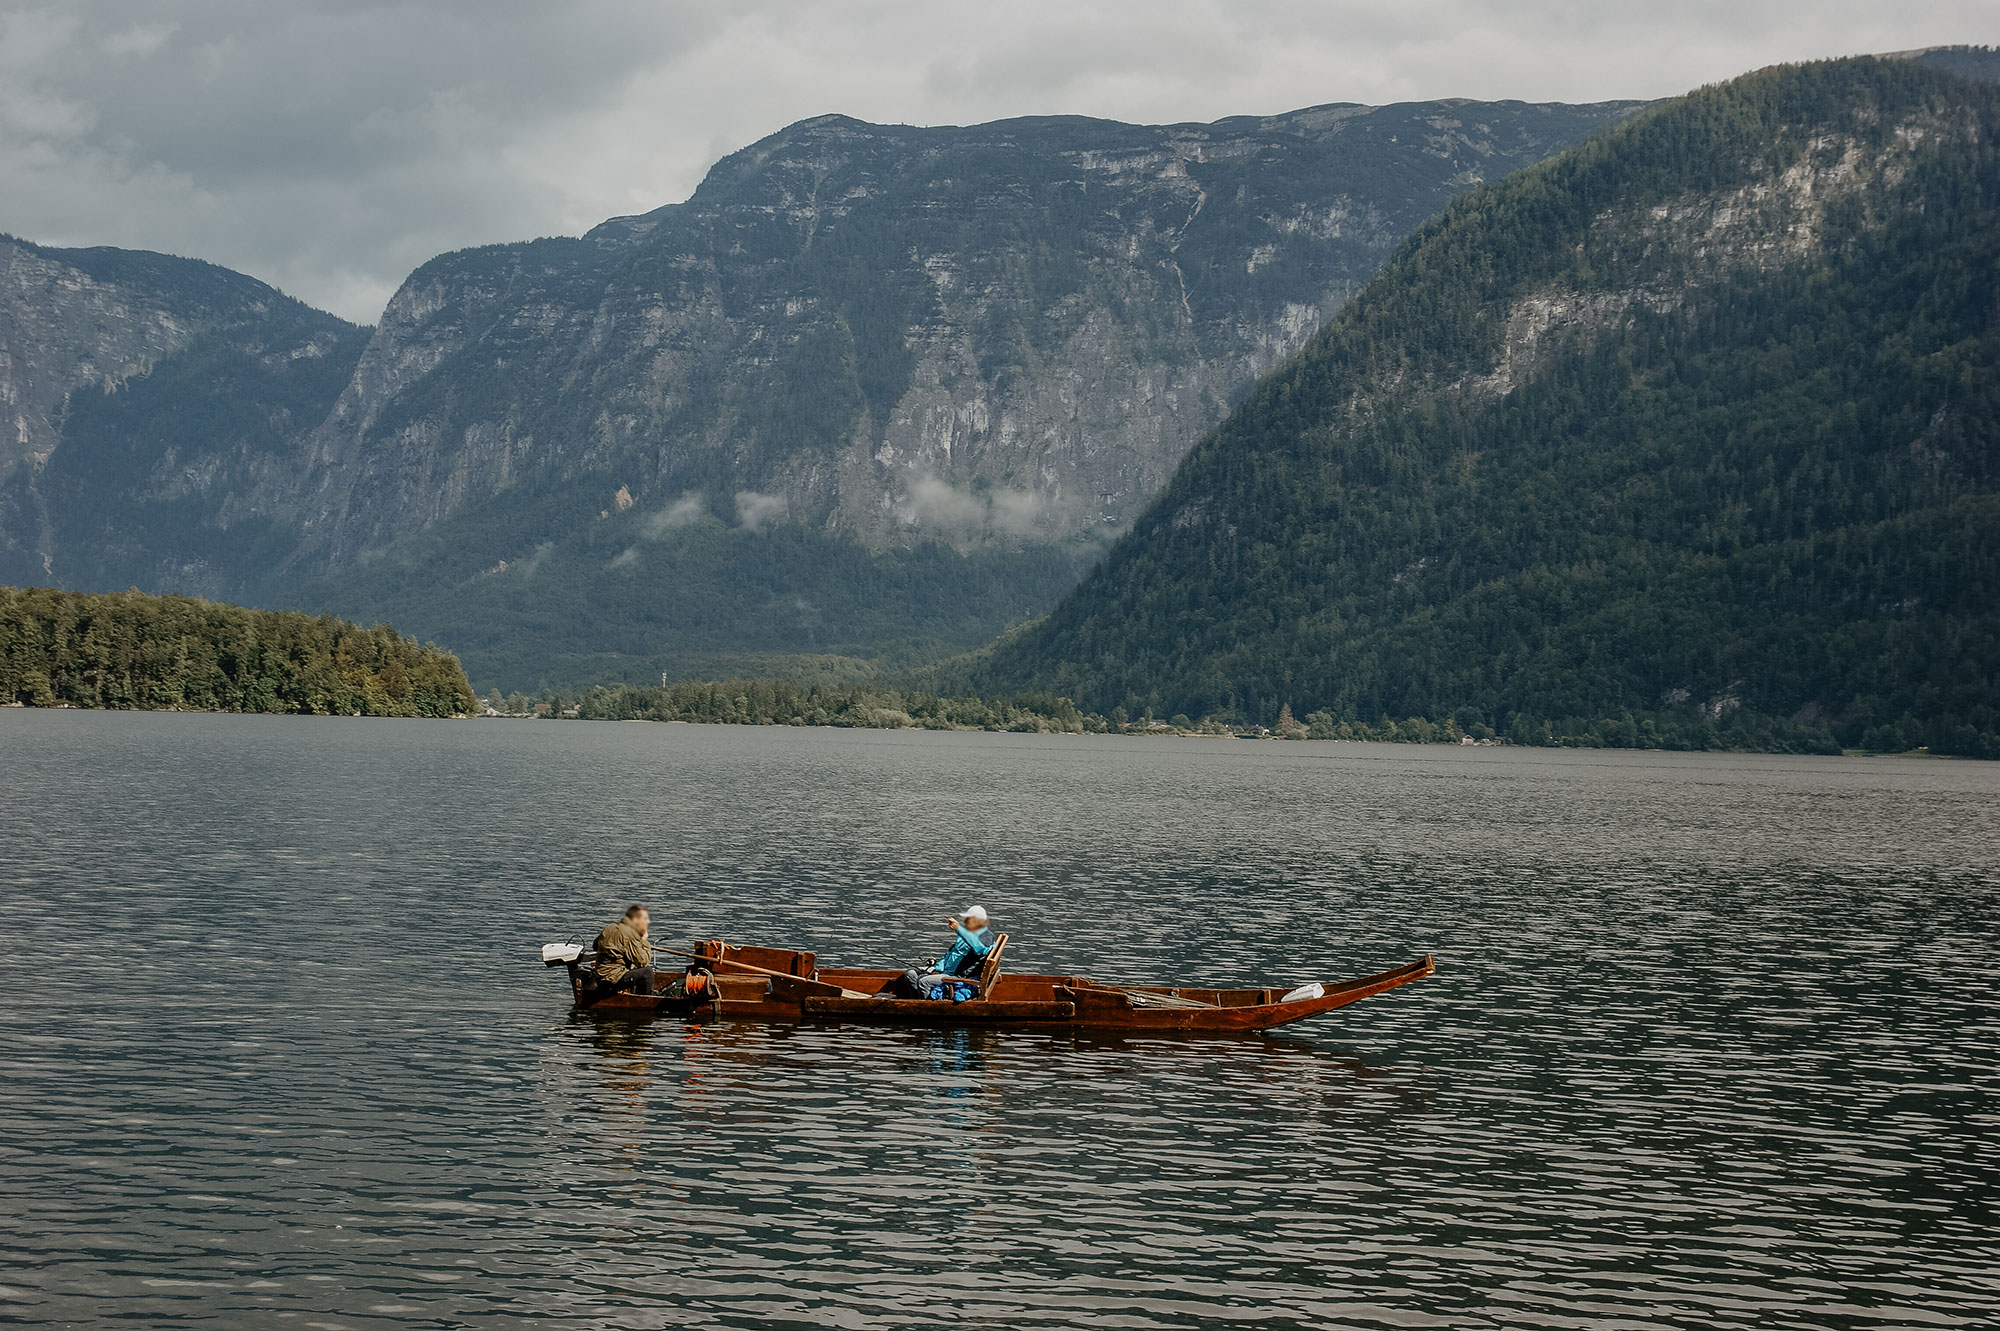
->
<box><xmin>545</xmin><ymin>935</ymin><xmax>1434</xmax><ymax>1033</ymax></box>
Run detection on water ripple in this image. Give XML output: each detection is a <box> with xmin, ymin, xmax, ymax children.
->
<box><xmin>1</xmin><ymin>713</ymin><xmax>1995</xmax><ymax>1328</ymax></box>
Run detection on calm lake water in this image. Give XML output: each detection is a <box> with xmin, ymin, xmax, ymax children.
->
<box><xmin>1</xmin><ymin>712</ymin><xmax>1995</xmax><ymax>1330</ymax></box>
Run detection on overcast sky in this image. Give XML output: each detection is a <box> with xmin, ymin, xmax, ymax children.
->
<box><xmin>1</xmin><ymin>1</ymin><xmax>1989</xmax><ymax>323</ymax></box>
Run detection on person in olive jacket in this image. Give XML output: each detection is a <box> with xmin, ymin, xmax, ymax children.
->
<box><xmin>593</xmin><ymin>904</ymin><xmax>656</xmax><ymax>994</ymax></box>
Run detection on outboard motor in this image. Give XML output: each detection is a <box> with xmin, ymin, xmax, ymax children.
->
<box><xmin>540</xmin><ymin>940</ymin><xmax>597</xmax><ymax>1006</ymax></box>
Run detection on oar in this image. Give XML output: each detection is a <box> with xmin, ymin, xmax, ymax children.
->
<box><xmin>1097</xmin><ymin>984</ymin><xmax>1217</xmax><ymax>1009</ymax></box>
<box><xmin>654</xmin><ymin>946</ymin><xmax>876</xmax><ymax>1000</ymax></box>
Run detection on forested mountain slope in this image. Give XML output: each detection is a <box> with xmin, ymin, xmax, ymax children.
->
<box><xmin>0</xmin><ymin>585</ymin><xmax>473</xmax><ymax>716</ymax></box>
<box><xmin>0</xmin><ymin>238</ymin><xmax>367</xmax><ymax>600</ymax></box>
<box><xmin>972</xmin><ymin>58</ymin><xmax>2000</xmax><ymax>756</ymax></box>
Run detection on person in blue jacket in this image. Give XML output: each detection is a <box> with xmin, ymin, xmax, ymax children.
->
<box><xmin>893</xmin><ymin>905</ymin><xmax>994</xmax><ymax>999</ymax></box>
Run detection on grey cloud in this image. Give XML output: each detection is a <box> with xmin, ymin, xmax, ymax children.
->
<box><xmin>900</xmin><ymin>476</ymin><xmax>1052</xmax><ymax>540</ymax></box>
<box><xmin>514</xmin><ymin>541</ymin><xmax>554</xmax><ymax>578</ymax></box>
<box><xmin>611</xmin><ymin>491</ymin><xmax>709</xmax><ymax>563</ymax></box>
<box><xmin>900</xmin><ymin>477</ymin><xmax>986</xmax><ymax>534</ymax></box>
<box><xmin>2</xmin><ymin>1</ymin><xmax>1985</xmax><ymax>322</ymax></box>
<box><xmin>0</xmin><ymin>1</ymin><xmax>722</xmax><ymax>318</ymax></box>
<box><xmin>988</xmin><ymin>487</ymin><xmax>1047</xmax><ymax>538</ymax></box>
<box><xmin>640</xmin><ymin>492</ymin><xmax>708</xmax><ymax>538</ymax></box>
<box><xmin>733</xmin><ymin>490</ymin><xmax>786</xmax><ymax>532</ymax></box>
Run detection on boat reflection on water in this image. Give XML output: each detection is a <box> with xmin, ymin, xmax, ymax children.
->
<box><xmin>573</xmin><ymin>1013</ymin><xmax>788</xmax><ymax>1100</ymax></box>
<box><xmin>917</xmin><ymin>1026</ymin><xmax>1004</xmax><ymax>1119</ymax></box>
<box><xmin>565</xmin><ymin>1013</ymin><xmax>1431</xmax><ymax>1131</ymax></box>
<box><xmin>579</xmin><ymin>1011</ymin><xmax>656</xmax><ymax>1065</ymax></box>
<box><xmin>544</xmin><ymin>1007</ymin><xmax>1437</xmax><ymax>1269</ymax></box>
<box><xmin>676</xmin><ymin>1018</ymin><xmax>800</xmax><ymax>1104</ymax></box>
<box><xmin>925</xmin><ymin>1025</ymin><xmax>997</xmax><ymax>1088</ymax></box>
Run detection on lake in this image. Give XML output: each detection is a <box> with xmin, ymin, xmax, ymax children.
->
<box><xmin>1</xmin><ymin>711</ymin><xmax>1995</xmax><ymax>1329</ymax></box>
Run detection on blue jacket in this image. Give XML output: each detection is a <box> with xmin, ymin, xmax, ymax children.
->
<box><xmin>936</xmin><ymin>923</ymin><xmax>994</xmax><ymax>977</ymax></box>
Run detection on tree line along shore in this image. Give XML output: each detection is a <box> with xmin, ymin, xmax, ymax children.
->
<box><xmin>1</xmin><ymin>586</ymin><xmax>476</xmax><ymax>717</ymax></box>
<box><xmin>0</xmin><ymin>586</ymin><xmax>1956</xmax><ymax>755</ymax></box>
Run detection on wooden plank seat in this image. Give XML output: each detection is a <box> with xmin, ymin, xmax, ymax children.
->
<box><xmin>974</xmin><ymin>933</ymin><xmax>1009</xmax><ymax>998</ymax></box>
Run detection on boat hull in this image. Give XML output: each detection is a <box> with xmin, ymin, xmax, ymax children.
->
<box><xmin>567</xmin><ymin>948</ymin><xmax>1434</xmax><ymax>1033</ymax></box>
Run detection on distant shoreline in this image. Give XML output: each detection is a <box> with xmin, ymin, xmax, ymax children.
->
<box><xmin>470</xmin><ymin>680</ymin><xmax>1929</xmax><ymax>758</ymax></box>
<box><xmin>5</xmin><ymin>700</ymin><xmax>1968</xmax><ymax>759</ymax></box>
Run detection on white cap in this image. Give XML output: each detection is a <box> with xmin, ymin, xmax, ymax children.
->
<box><xmin>961</xmin><ymin>904</ymin><xmax>989</xmax><ymax>926</ymax></box>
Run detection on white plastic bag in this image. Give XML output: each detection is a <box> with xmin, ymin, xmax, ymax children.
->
<box><xmin>1280</xmin><ymin>982</ymin><xmax>1325</xmax><ymax>1003</ymax></box>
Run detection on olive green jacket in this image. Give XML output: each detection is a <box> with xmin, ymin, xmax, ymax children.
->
<box><xmin>592</xmin><ymin>920</ymin><xmax>652</xmax><ymax>983</ymax></box>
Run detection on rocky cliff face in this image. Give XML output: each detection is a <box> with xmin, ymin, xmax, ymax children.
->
<box><xmin>291</xmin><ymin>99</ymin><xmax>1637</xmax><ymax>569</ymax></box>
<box><xmin>0</xmin><ymin>237</ymin><xmax>365</xmax><ymax>595</ymax></box>
<box><xmin>2</xmin><ymin>241</ymin><xmax>197</xmax><ymax>479</ymax></box>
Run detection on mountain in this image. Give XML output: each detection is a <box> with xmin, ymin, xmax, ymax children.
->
<box><xmin>0</xmin><ymin>98</ymin><xmax>1637</xmax><ymax>688</ymax></box>
<box><xmin>289</xmin><ymin>101</ymin><xmax>1639</xmax><ymax>562</ymax></box>
<box><xmin>0</xmin><ymin>238</ymin><xmax>368</xmax><ymax>599</ymax></box>
<box><xmin>970</xmin><ymin>57</ymin><xmax>2000</xmax><ymax>757</ymax></box>
<box><xmin>297</xmin><ymin>100</ymin><xmax>1640</xmax><ymax>688</ymax></box>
